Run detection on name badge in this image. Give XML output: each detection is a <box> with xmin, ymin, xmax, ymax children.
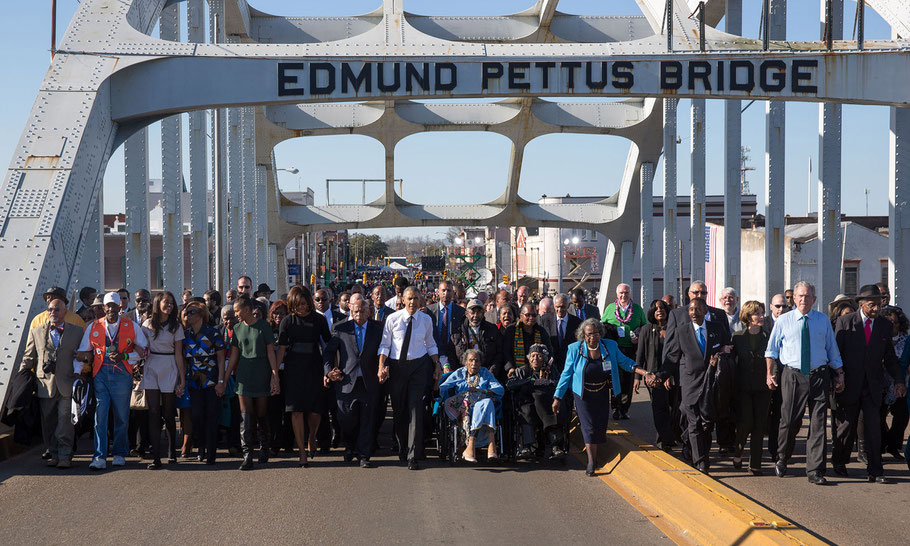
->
<box><xmin>616</xmin><ymin>326</ymin><xmax>625</xmax><ymax>337</ymax></box>
<box><xmin>603</xmin><ymin>359</ymin><xmax>611</xmax><ymax>372</ymax></box>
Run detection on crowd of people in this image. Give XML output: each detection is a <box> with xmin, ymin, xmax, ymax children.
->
<box><xmin>8</xmin><ymin>273</ymin><xmax>909</xmax><ymax>483</ymax></box>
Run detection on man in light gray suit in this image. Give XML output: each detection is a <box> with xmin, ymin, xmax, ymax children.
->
<box><xmin>20</xmin><ymin>297</ymin><xmax>84</xmax><ymax>468</ymax></box>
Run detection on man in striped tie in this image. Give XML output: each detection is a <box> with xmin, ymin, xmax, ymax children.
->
<box><xmin>765</xmin><ymin>281</ymin><xmax>845</xmax><ymax>485</ymax></box>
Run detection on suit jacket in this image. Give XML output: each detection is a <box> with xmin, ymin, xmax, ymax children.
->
<box><xmin>451</xmin><ymin>320</ymin><xmax>501</xmax><ymax>372</ymax></box>
<box><xmin>19</xmin><ymin>321</ymin><xmax>83</xmax><ymax>398</ymax></box>
<box><xmin>661</xmin><ymin>319</ymin><xmax>730</xmax><ymax>406</ymax></box>
<box><xmin>371</xmin><ymin>305</ymin><xmax>394</xmax><ymax>324</ymax></box>
<box><xmin>572</xmin><ymin>303</ymin><xmax>600</xmax><ymax>323</ymax></box>
<box><xmin>323</xmin><ymin>319</ymin><xmax>382</xmax><ymax>394</ymax></box>
<box><xmin>426</xmin><ymin>302</ymin><xmax>465</xmax><ymax>363</ymax></box>
<box><xmin>834</xmin><ymin>312</ymin><xmax>902</xmax><ymax>405</ymax></box>
<box><xmin>538</xmin><ymin>313</ymin><xmax>582</xmax><ymax>375</ymax></box>
<box><xmin>662</xmin><ymin>304</ymin><xmax>731</xmax><ymax>363</ymax></box>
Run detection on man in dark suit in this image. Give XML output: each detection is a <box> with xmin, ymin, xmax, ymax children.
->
<box><xmin>370</xmin><ymin>285</ymin><xmax>394</xmax><ymax>323</ymax></box>
<box><xmin>832</xmin><ymin>285</ymin><xmax>905</xmax><ymax>482</ymax></box>
<box><xmin>452</xmin><ymin>299</ymin><xmax>501</xmax><ymax>373</ymax></box>
<box><xmin>425</xmin><ymin>280</ymin><xmax>465</xmax><ymax>372</ymax></box>
<box><xmin>761</xmin><ymin>293</ymin><xmax>789</xmax><ymax>461</ymax></box>
<box><xmin>539</xmin><ymin>293</ymin><xmax>582</xmax><ymax>376</ymax></box>
<box><xmin>660</xmin><ymin>298</ymin><xmax>730</xmax><ymax>474</ymax></box>
<box><xmin>663</xmin><ymin>280</ymin><xmax>734</xmax><ymax>454</ymax></box>
<box><xmin>314</xmin><ymin>287</ymin><xmax>346</xmax><ymax>450</ymax></box>
<box><xmin>323</xmin><ymin>294</ymin><xmax>382</xmax><ymax>467</ymax></box>
<box><xmin>485</xmin><ymin>289</ymin><xmax>513</xmax><ymax>325</ymax></box>
<box><xmin>570</xmin><ymin>288</ymin><xmax>599</xmax><ymax>322</ymax></box>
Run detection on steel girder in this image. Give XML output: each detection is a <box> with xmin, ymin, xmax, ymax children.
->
<box><xmin>1</xmin><ymin>0</ymin><xmax>910</xmax><ymax>405</ymax></box>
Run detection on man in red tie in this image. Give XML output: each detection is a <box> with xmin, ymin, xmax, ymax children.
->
<box><xmin>832</xmin><ymin>284</ymin><xmax>906</xmax><ymax>483</ymax></box>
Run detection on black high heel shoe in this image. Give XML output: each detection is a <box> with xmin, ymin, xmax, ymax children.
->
<box><xmin>585</xmin><ymin>461</ymin><xmax>596</xmax><ymax>477</ymax></box>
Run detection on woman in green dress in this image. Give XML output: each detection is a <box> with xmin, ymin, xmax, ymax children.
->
<box><xmin>220</xmin><ymin>294</ymin><xmax>280</xmax><ymax>470</ymax></box>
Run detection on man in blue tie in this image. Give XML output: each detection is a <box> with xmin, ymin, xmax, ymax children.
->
<box><xmin>426</xmin><ymin>280</ymin><xmax>465</xmax><ymax>373</ymax></box>
<box><xmin>323</xmin><ymin>294</ymin><xmax>382</xmax><ymax>467</ymax></box>
<box><xmin>765</xmin><ymin>281</ymin><xmax>845</xmax><ymax>485</ymax></box>
<box><xmin>660</xmin><ymin>298</ymin><xmax>730</xmax><ymax>474</ymax></box>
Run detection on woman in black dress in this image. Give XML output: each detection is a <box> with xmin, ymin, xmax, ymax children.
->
<box><xmin>276</xmin><ymin>285</ymin><xmax>331</xmax><ymax>467</ymax></box>
<box><xmin>635</xmin><ymin>299</ymin><xmax>678</xmax><ymax>450</ymax></box>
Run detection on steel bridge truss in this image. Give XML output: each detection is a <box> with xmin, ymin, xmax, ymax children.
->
<box><xmin>1</xmin><ymin>0</ymin><xmax>910</xmax><ymax>404</ymax></box>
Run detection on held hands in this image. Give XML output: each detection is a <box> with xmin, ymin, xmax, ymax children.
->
<box><xmin>175</xmin><ymin>381</ymin><xmax>185</xmax><ymax>397</ymax></box>
<box><xmin>327</xmin><ymin>368</ymin><xmax>343</xmax><ymax>382</ymax></box>
<box><xmin>215</xmin><ymin>382</ymin><xmax>225</xmax><ymax>397</ymax></box>
<box><xmin>269</xmin><ymin>373</ymin><xmax>281</xmax><ymax>396</ymax></box>
<box><xmin>633</xmin><ymin>378</ymin><xmax>641</xmax><ymax>394</ymax></box>
<box><xmin>644</xmin><ymin>373</ymin><xmax>660</xmax><ymax>389</ymax></box>
<box><xmin>663</xmin><ymin>376</ymin><xmax>674</xmax><ymax>390</ymax></box>
<box><xmin>378</xmin><ymin>365</ymin><xmax>389</xmax><ymax>384</ymax></box>
<box><xmin>507</xmin><ymin>368</ymin><xmax>516</xmax><ymax>379</ymax></box>
<box><xmin>767</xmin><ymin>373</ymin><xmax>778</xmax><ymax>390</ymax></box>
<box><xmin>833</xmin><ymin>372</ymin><xmax>845</xmax><ymax>394</ymax></box>
<box><xmin>709</xmin><ymin>354</ymin><xmax>720</xmax><ymax>367</ymax></box>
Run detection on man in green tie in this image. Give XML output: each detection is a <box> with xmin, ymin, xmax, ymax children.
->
<box><xmin>765</xmin><ymin>281</ymin><xmax>845</xmax><ymax>485</ymax></box>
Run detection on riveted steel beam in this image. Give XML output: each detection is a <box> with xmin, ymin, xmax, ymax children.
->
<box><xmin>663</xmin><ymin>98</ymin><xmax>679</xmax><ymax>300</ymax></box>
<box><xmin>724</xmin><ymin>0</ymin><xmax>742</xmax><ymax>296</ymax></box>
<box><xmin>764</xmin><ymin>0</ymin><xmax>786</xmax><ymax>305</ymax></box>
<box><xmin>690</xmin><ymin>98</ymin><xmax>706</xmax><ymax>284</ymax></box>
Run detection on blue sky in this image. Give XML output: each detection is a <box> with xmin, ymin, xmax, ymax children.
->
<box><xmin>0</xmin><ymin>1</ymin><xmax>895</xmax><ymax>240</ymax></box>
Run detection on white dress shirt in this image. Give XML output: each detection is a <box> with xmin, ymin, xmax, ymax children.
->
<box><xmin>379</xmin><ymin>308</ymin><xmax>438</xmax><ymax>360</ymax></box>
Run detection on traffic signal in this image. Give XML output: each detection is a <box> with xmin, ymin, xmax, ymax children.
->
<box><xmin>503</xmin><ymin>274</ymin><xmax>509</xmax><ymax>284</ymax></box>
<box><xmin>443</xmin><ymin>269</ymin><xmax>448</xmax><ymax>278</ymax></box>
<box><xmin>362</xmin><ymin>272</ymin><xmax>367</xmax><ymax>284</ymax></box>
<box><xmin>309</xmin><ymin>273</ymin><xmax>316</xmax><ymax>285</ymax></box>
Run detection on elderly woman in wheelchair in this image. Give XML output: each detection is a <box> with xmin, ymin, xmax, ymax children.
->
<box><xmin>439</xmin><ymin>349</ymin><xmax>504</xmax><ymax>463</ymax></box>
<box><xmin>509</xmin><ymin>343</ymin><xmax>566</xmax><ymax>460</ymax></box>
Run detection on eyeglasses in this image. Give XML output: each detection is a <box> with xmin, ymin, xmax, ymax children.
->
<box><xmin>772</xmin><ymin>304</ymin><xmax>789</xmax><ymax>309</ymax></box>
<box><xmin>136</xmin><ymin>298</ymin><xmax>150</xmax><ymax>303</ymax></box>
<box><xmin>314</xmin><ymin>297</ymin><xmax>326</xmax><ymax>301</ymax></box>
<box><xmin>521</xmin><ymin>313</ymin><xmax>537</xmax><ymax>317</ymax></box>
<box><xmin>690</xmin><ymin>290</ymin><xmax>708</xmax><ymax>295</ymax></box>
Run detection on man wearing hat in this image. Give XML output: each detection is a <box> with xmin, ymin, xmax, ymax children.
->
<box><xmin>832</xmin><ymin>284</ymin><xmax>905</xmax><ymax>483</ymax></box>
<box><xmin>20</xmin><ymin>296</ymin><xmax>84</xmax><ymax>468</ymax></box>
<box><xmin>75</xmin><ymin>292</ymin><xmax>149</xmax><ymax>470</ymax></box>
<box><xmin>452</xmin><ymin>298</ymin><xmax>502</xmax><ymax>375</ymax></box>
<box><xmin>254</xmin><ymin>283</ymin><xmax>275</xmax><ymax>302</ymax></box>
<box><xmin>29</xmin><ymin>286</ymin><xmax>85</xmax><ymax>330</ymax></box>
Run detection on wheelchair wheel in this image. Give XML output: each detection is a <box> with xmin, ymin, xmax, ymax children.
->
<box><xmin>449</xmin><ymin>424</ymin><xmax>459</xmax><ymax>466</ymax></box>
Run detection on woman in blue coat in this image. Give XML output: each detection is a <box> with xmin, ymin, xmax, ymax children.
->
<box><xmin>553</xmin><ymin>318</ymin><xmax>657</xmax><ymax>476</ymax></box>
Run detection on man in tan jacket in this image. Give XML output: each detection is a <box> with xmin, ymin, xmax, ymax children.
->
<box><xmin>20</xmin><ymin>297</ymin><xmax>84</xmax><ymax>468</ymax></box>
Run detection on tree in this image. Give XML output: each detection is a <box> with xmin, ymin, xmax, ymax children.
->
<box><xmin>348</xmin><ymin>233</ymin><xmax>388</xmax><ymax>265</ymax></box>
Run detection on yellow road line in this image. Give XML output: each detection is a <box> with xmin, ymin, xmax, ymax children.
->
<box><xmin>572</xmin><ymin>428</ymin><xmax>827</xmax><ymax>545</ymax></box>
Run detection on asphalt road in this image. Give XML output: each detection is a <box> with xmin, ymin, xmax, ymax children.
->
<box><xmin>0</xmin><ymin>433</ymin><xmax>668</xmax><ymax>545</ymax></box>
<box><xmin>621</xmin><ymin>390</ymin><xmax>910</xmax><ymax>546</ymax></box>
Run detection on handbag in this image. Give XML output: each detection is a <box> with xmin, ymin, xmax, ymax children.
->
<box><xmin>130</xmin><ymin>360</ymin><xmax>147</xmax><ymax>410</ymax></box>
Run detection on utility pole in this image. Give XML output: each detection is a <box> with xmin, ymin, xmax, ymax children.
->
<box><xmin>740</xmin><ymin>146</ymin><xmax>755</xmax><ymax>195</ymax></box>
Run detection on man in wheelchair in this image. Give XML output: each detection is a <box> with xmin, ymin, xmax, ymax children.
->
<box><xmin>509</xmin><ymin>344</ymin><xmax>566</xmax><ymax>460</ymax></box>
<box><xmin>439</xmin><ymin>349</ymin><xmax>504</xmax><ymax>463</ymax></box>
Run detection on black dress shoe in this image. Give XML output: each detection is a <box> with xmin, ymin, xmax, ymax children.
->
<box><xmin>749</xmin><ymin>468</ymin><xmax>763</xmax><ymax>476</ymax></box>
<box><xmin>620</xmin><ymin>412</ymin><xmax>630</xmax><ymax>420</ymax></box>
<box><xmin>344</xmin><ymin>451</ymin><xmax>355</xmax><ymax>463</ymax></box>
<box><xmin>732</xmin><ymin>458</ymin><xmax>743</xmax><ymax>470</ymax></box>
<box><xmin>611</xmin><ymin>409</ymin><xmax>621</xmax><ymax>420</ymax></box>
<box><xmin>298</xmin><ymin>460</ymin><xmax>309</xmax><ymax>468</ymax></box>
<box><xmin>857</xmin><ymin>451</ymin><xmax>869</xmax><ymax>465</ymax></box>
<box><xmin>869</xmin><ymin>475</ymin><xmax>892</xmax><ymax>484</ymax></box>
<box><xmin>361</xmin><ymin>459</ymin><xmax>373</xmax><ymax>468</ymax></box>
<box><xmin>807</xmin><ymin>474</ymin><xmax>828</xmax><ymax>485</ymax></box>
<box><xmin>718</xmin><ymin>446</ymin><xmax>730</xmax><ymax>457</ymax></box>
<box><xmin>696</xmin><ymin>463</ymin><xmax>710</xmax><ymax>475</ymax></box>
<box><xmin>886</xmin><ymin>449</ymin><xmax>905</xmax><ymax>462</ymax></box>
<box><xmin>407</xmin><ymin>459</ymin><xmax>419</xmax><ymax>470</ymax></box>
<box><xmin>832</xmin><ymin>464</ymin><xmax>849</xmax><ymax>477</ymax></box>
<box><xmin>41</xmin><ymin>450</ymin><xmax>52</xmax><ymax>460</ymax></box>
<box><xmin>239</xmin><ymin>456</ymin><xmax>254</xmax><ymax>471</ymax></box>
<box><xmin>205</xmin><ymin>457</ymin><xmax>216</xmax><ymax>466</ymax></box>
<box><xmin>147</xmin><ymin>460</ymin><xmax>162</xmax><ymax>470</ymax></box>
<box><xmin>774</xmin><ymin>460</ymin><xmax>787</xmax><ymax>478</ymax></box>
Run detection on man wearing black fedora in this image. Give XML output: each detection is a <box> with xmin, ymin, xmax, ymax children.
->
<box><xmin>832</xmin><ymin>284</ymin><xmax>906</xmax><ymax>483</ymax></box>
<box><xmin>254</xmin><ymin>283</ymin><xmax>275</xmax><ymax>302</ymax></box>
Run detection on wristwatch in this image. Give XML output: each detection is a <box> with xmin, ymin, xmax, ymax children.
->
<box><xmin>218</xmin><ymin>379</ymin><xmax>225</xmax><ymax>383</ymax></box>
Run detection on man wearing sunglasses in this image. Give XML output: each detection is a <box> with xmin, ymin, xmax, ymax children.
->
<box><xmin>762</xmin><ymin>292</ymin><xmax>788</xmax><ymax>461</ymax></box>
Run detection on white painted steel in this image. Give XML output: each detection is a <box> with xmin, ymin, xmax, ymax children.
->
<box><xmin>690</xmin><ymin>99</ymin><xmax>706</xmax><ymax>285</ymax></box>
<box><xmin>764</xmin><ymin>0</ymin><xmax>786</xmax><ymax>305</ymax></box>
<box><xmin>639</xmin><ymin>161</ymin><xmax>655</xmax><ymax>304</ymax></box>
<box><xmin>663</xmin><ymin>98</ymin><xmax>679</xmax><ymax>301</ymax></box>
<box><xmin>124</xmin><ymin>128</ymin><xmax>150</xmax><ymax>293</ymax></box>
<box><xmin>188</xmin><ymin>0</ymin><xmax>209</xmax><ymax>294</ymax></box>
<box><xmin>723</xmin><ymin>0</ymin><xmax>742</xmax><ymax>296</ymax></box>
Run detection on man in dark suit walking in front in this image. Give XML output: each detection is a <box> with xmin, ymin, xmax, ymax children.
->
<box><xmin>426</xmin><ymin>280</ymin><xmax>465</xmax><ymax>373</ymax></box>
<box><xmin>539</xmin><ymin>293</ymin><xmax>582</xmax><ymax>376</ymax></box>
<box><xmin>324</xmin><ymin>294</ymin><xmax>382</xmax><ymax>467</ymax></box>
<box><xmin>660</xmin><ymin>298</ymin><xmax>730</xmax><ymax>474</ymax></box>
<box><xmin>832</xmin><ymin>285</ymin><xmax>905</xmax><ymax>482</ymax></box>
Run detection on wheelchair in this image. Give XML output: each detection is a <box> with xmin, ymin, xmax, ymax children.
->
<box><xmin>433</xmin><ymin>373</ymin><xmax>505</xmax><ymax>465</ymax></box>
<box><xmin>506</xmin><ymin>376</ymin><xmax>569</xmax><ymax>465</ymax></box>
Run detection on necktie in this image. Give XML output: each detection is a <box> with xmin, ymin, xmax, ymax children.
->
<box><xmin>864</xmin><ymin>318</ymin><xmax>872</xmax><ymax>344</ymax></box>
<box><xmin>356</xmin><ymin>325</ymin><xmax>364</xmax><ymax>353</ymax></box>
<box><xmin>440</xmin><ymin>306</ymin><xmax>448</xmax><ymax>339</ymax></box>
<box><xmin>400</xmin><ymin>316</ymin><xmax>413</xmax><ymax>361</ymax></box>
<box><xmin>801</xmin><ymin>315</ymin><xmax>811</xmax><ymax>376</ymax></box>
<box><xmin>697</xmin><ymin>327</ymin><xmax>706</xmax><ymax>355</ymax></box>
<box><xmin>558</xmin><ymin>318</ymin><xmax>565</xmax><ymax>345</ymax></box>
<box><xmin>579</xmin><ymin>308</ymin><xmax>585</xmax><ymax>321</ymax></box>
<box><xmin>375</xmin><ymin>308</ymin><xmax>380</xmax><ymax>321</ymax></box>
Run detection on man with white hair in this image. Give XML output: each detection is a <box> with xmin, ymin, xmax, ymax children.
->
<box><xmin>537</xmin><ymin>297</ymin><xmax>554</xmax><ymax>319</ymax></box>
<box><xmin>601</xmin><ymin>283</ymin><xmax>646</xmax><ymax>419</ymax></box>
<box><xmin>719</xmin><ymin>287</ymin><xmax>742</xmax><ymax>333</ymax></box>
